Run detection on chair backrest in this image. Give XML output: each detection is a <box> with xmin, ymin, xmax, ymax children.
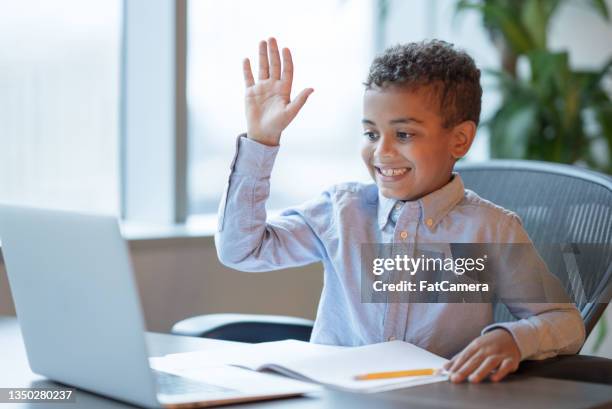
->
<box><xmin>456</xmin><ymin>160</ymin><xmax>612</xmax><ymax>337</ymax></box>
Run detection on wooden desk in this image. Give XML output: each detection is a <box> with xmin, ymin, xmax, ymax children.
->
<box><xmin>1</xmin><ymin>317</ymin><xmax>610</xmax><ymax>409</ymax></box>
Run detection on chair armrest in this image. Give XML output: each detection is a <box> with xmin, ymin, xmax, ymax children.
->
<box><xmin>171</xmin><ymin>313</ymin><xmax>315</xmax><ymax>343</ymax></box>
<box><xmin>516</xmin><ymin>354</ymin><xmax>612</xmax><ymax>384</ymax></box>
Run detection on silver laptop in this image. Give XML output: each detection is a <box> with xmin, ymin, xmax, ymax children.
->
<box><xmin>0</xmin><ymin>204</ymin><xmax>316</xmax><ymax>408</ymax></box>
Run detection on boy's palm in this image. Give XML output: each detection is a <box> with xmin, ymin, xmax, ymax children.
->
<box><xmin>245</xmin><ymin>78</ymin><xmax>291</xmax><ymax>143</ymax></box>
<box><xmin>243</xmin><ymin>38</ymin><xmax>313</xmax><ymax>146</ymax></box>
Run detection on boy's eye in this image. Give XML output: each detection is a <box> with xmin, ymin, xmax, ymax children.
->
<box><xmin>363</xmin><ymin>131</ymin><xmax>378</xmax><ymax>141</ymax></box>
<box><xmin>397</xmin><ymin>132</ymin><xmax>413</xmax><ymax>141</ymax></box>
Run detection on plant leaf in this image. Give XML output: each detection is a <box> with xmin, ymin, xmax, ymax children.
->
<box><xmin>490</xmin><ymin>99</ymin><xmax>539</xmax><ymax>158</ymax></box>
<box><xmin>522</xmin><ymin>0</ymin><xmax>549</xmax><ymax>48</ymax></box>
<box><xmin>457</xmin><ymin>0</ymin><xmax>536</xmax><ymax>53</ymax></box>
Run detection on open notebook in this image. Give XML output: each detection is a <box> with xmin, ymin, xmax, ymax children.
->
<box><xmin>150</xmin><ymin>340</ymin><xmax>449</xmax><ymax>393</ymax></box>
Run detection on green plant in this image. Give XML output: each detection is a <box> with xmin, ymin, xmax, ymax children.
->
<box><xmin>456</xmin><ymin>0</ymin><xmax>612</xmax><ymax>173</ymax></box>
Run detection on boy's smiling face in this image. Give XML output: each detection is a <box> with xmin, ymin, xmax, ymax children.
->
<box><xmin>361</xmin><ymin>85</ymin><xmax>474</xmax><ymax>202</ymax></box>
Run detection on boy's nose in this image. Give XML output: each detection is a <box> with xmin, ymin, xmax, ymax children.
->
<box><xmin>374</xmin><ymin>135</ymin><xmax>397</xmax><ymax>157</ymax></box>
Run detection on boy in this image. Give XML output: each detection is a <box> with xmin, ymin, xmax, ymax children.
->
<box><xmin>215</xmin><ymin>38</ymin><xmax>585</xmax><ymax>383</ymax></box>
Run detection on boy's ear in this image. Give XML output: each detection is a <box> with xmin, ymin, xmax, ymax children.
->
<box><xmin>449</xmin><ymin>121</ymin><xmax>476</xmax><ymax>159</ymax></box>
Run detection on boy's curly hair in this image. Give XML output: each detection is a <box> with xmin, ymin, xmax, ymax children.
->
<box><xmin>364</xmin><ymin>40</ymin><xmax>482</xmax><ymax>128</ymax></box>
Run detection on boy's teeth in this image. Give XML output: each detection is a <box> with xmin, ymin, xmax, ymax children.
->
<box><xmin>380</xmin><ymin>168</ymin><xmax>408</xmax><ymax>176</ymax></box>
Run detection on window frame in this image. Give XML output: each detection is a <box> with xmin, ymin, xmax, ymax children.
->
<box><xmin>120</xmin><ymin>0</ymin><xmax>188</xmax><ymax>224</ymax></box>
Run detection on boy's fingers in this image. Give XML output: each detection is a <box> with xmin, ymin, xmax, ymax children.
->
<box><xmin>444</xmin><ymin>352</ymin><xmax>462</xmax><ymax>370</ymax></box>
<box><xmin>268</xmin><ymin>37</ymin><xmax>281</xmax><ymax>80</ymax></box>
<box><xmin>243</xmin><ymin>58</ymin><xmax>255</xmax><ymax>87</ymax></box>
<box><xmin>447</xmin><ymin>354</ymin><xmax>463</xmax><ymax>373</ymax></box>
<box><xmin>258</xmin><ymin>40</ymin><xmax>269</xmax><ymax>80</ymax></box>
<box><xmin>490</xmin><ymin>358</ymin><xmax>518</xmax><ymax>382</ymax></box>
<box><xmin>450</xmin><ymin>352</ymin><xmax>483</xmax><ymax>383</ymax></box>
<box><xmin>281</xmin><ymin>47</ymin><xmax>294</xmax><ymax>91</ymax></box>
<box><xmin>448</xmin><ymin>345</ymin><xmax>475</xmax><ymax>373</ymax></box>
<box><xmin>468</xmin><ymin>356</ymin><xmax>502</xmax><ymax>383</ymax></box>
<box><xmin>286</xmin><ymin>88</ymin><xmax>314</xmax><ymax>119</ymax></box>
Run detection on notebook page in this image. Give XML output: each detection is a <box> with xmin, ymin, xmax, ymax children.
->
<box><xmin>151</xmin><ymin>339</ymin><xmax>448</xmax><ymax>392</ymax></box>
<box><xmin>149</xmin><ymin>339</ymin><xmax>344</xmax><ymax>373</ymax></box>
<box><xmin>258</xmin><ymin>340</ymin><xmax>449</xmax><ymax>392</ymax></box>
<box><xmin>227</xmin><ymin>340</ymin><xmax>345</xmax><ymax>371</ymax></box>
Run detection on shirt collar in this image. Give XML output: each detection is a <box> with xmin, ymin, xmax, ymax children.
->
<box><xmin>377</xmin><ymin>191</ymin><xmax>398</xmax><ymax>229</ymax></box>
<box><xmin>377</xmin><ymin>173</ymin><xmax>465</xmax><ymax>231</ymax></box>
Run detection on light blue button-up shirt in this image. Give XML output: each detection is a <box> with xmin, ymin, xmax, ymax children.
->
<box><xmin>215</xmin><ymin>135</ymin><xmax>585</xmax><ymax>360</ymax></box>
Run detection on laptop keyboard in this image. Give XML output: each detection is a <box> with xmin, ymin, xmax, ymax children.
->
<box><xmin>153</xmin><ymin>369</ymin><xmax>236</xmax><ymax>396</ymax></box>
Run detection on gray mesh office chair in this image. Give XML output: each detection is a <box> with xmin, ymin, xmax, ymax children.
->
<box><xmin>456</xmin><ymin>160</ymin><xmax>612</xmax><ymax>335</ymax></box>
<box><xmin>172</xmin><ymin>160</ymin><xmax>612</xmax><ymax>381</ymax></box>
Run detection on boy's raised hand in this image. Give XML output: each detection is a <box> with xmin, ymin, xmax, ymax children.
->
<box><xmin>243</xmin><ymin>38</ymin><xmax>314</xmax><ymax>147</ymax></box>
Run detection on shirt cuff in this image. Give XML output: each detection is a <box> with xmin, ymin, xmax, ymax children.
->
<box><xmin>231</xmin><ymin>133</ymin><xmax>280</xmax><ymax>177</ymax></box>
<box><xmin>481</xmin><ymin>321</ymin><xmax>538</xmax><ymax>360</ymax></box>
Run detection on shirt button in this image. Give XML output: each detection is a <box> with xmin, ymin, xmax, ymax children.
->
<box><xmin>388</xmin><ymin>336</ymin><xmax>396</xmax><ymax>341</ymax></box>
<box><xmin>426</xmin><ymin>218</ymin><xmax>434</xmax><ymax>227</ymax></box>
<box><xmin>399</xmin><ymin>231</ymin><xmax>408</xmax><ymax>240</ymax></box>
<box><xmin>394</xmin><ymin>203</ymin><xmax>402</xmax><ymax>211</ymax></box>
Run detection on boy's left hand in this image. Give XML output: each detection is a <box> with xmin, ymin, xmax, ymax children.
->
<box><xmin>443</xmin><ymin>329</ymin><xmax>521</xmax><ymax>383</ymax></box>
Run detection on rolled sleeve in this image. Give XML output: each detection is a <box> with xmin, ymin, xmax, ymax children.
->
<box><xmin>481</xmin><ymin>321</ymin><xmax>539</xmax><ymax>360</ymax></box>
<box><xmin>233</xmin><ymin>134</ymin><xmax>280</xmax><ymax>177</ymax></box>
<box><xmin>482</xmin><ymin>305</ymin><xmax>585</xmax><ymax>361</ymax></box>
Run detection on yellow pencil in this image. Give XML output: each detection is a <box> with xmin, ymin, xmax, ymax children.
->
<box><xmin>354</xmin><ymin>368</ymin><xmax>445</xmax><ymax>380</ymax></box>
